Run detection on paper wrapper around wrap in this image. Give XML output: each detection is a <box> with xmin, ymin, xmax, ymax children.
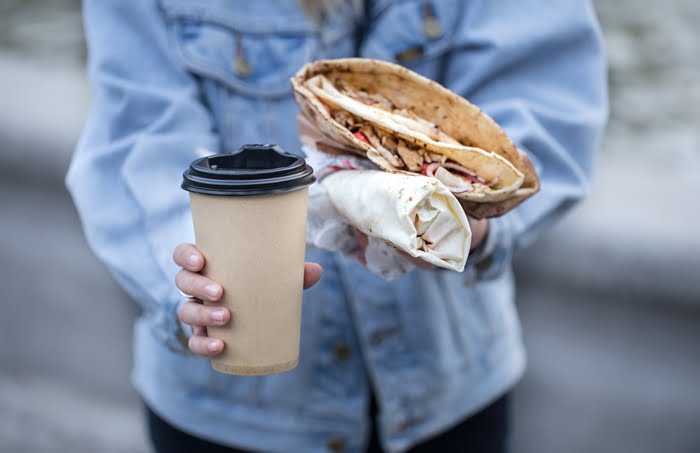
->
<box><xmin>325</xmin><ymin>170</ymin><xmax>472</xmax><ymax>269</ymax></box>
<box><xmin>304</xmin><ymin>144</ymin><xmax>472</xmax><ymax>279</ymax></box>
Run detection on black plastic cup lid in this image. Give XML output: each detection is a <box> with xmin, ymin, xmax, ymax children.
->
<box><xmin>182</xmin><ymin>144</ymin><xmax>315</xmax><ymax>196</ymax></box>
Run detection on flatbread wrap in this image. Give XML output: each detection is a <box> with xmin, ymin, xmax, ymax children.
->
<box><xmin>322</xmin><ymin>170</ymin><xmax>471</xmax><ymax>272</ymax></box>
<box><xmin>291</xmin><ymin>58</ymin><xmax>540</xmax><ymax>218</ymax></box>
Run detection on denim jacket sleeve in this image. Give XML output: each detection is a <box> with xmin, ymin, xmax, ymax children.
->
<box><xmin>66</xmin><ymin>0</ymin><xmax>219</xmax><ymax>352</ymax></box>
<box><xmin>444</xmin><ymin>0</ymin><xmax>609</xmax><ymax>278</ymax></box>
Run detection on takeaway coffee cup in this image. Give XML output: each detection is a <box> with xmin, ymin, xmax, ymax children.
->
<box><xmin>181</xmin><ymin>144</ymin><xmax>315</xmax><ymax>375</ymax></box>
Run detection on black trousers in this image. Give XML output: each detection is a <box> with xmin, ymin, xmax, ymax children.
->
<box><xmin>147</xmin><ymin>393</ymin><xmax>509</xmax><ymax>453</ymax></box>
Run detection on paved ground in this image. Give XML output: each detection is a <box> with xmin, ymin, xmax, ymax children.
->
<box><xmin>2</xmin><ymin>180</ymin><xmax>699</xmax><ymax>453</ymax></box>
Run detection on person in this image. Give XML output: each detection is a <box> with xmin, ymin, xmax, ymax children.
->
<box><xmin>66</xmin><ymin>0</ymin><xmax>607</xmax><ymax>452</ymax></box>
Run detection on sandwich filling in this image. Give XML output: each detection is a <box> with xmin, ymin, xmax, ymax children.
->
<box><xmin>305</xmin><ymin>74</ymin><xmax>520</xmax><ymax>195</ymax></box>
<box><xmin>330</xmin><ymin>106</ymin><xmax>495</xmax><ymax>194</ymax></box>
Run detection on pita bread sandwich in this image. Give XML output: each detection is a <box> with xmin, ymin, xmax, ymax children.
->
<box><xmin>291</xmin><ymin>58</ymin><xmax>539</xmax><ymax>218</ymax></box>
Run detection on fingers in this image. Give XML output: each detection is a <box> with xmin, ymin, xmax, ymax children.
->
<box><xmin>178</xmin><ymin>302</ymin><xmax>227</xmax><ymax>357</ymax></box>
<box><xmin>173</xmin><ymin>243</ymin><xmax>205</xmax><ymax>272</ymax></box>
<box><xmin>175</xmin><ymin>269</ymin><xmax>223</xmax><ymax>302</ymax></box>
<box><xmin>467</xmin><ymin>217</ymin><xmax>489</xmax><ymax>251</ymax></box>
<box><xmin>176</xmin><ymin>297</ymin><xmax>229</xmax><ymax>357</ymax></box>
<box><xmin>177</xmin><ymin>299</ymin><xmax>230</xmax><ymax>327</ymax></box>
<box><xmin>188</xmin><ymin>327</ymin><xmax>224</xmax><ymax>356</ymax></box>
<box><xmin>303</xmin><ymin>262</ymin><xmax>323</xmax><ymax>289</ymax></box>
<box><xmin>467</xmin><ymin>216</ymin><xmax>487</xmax><ymax>231</ymax></box>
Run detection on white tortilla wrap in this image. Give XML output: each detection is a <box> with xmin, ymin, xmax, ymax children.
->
<box><xmin>322</xmin><ymin>170</ymin><xmax>471</xmax><ymax>271</ymax></box>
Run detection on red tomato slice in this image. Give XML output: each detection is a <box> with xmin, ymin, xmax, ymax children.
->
<box><xmin>353</xmin><ymin>131</ymin><xmax>369</xmax><ymax>144</ymax></box>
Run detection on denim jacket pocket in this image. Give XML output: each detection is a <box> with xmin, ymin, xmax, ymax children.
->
<box><xmin>362</xmin><ymin>0</ymin><xmax>462</xmax><ymax>73</ymax></box>
<box><xmin>160</xmin><ymin>0</ymin><xmax>319</xmax><ymax>99</ymax></box>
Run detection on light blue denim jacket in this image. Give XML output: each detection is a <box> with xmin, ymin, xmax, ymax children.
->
<box><xmin>67</xmin><ymin>1</ymin><xmax>607</xmax><ymax>451</ymax></box>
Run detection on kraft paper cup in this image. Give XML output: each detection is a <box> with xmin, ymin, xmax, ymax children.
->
<box><xmin>182</xmin><ymin>145</ymin><xmax>315</xmax><ymax>375</ymax></box>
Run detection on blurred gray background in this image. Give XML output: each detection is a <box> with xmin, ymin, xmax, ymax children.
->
<box><xmin>1</xmin><ymin>1</ymin><xmax>699</xmax><ymax>452</ymax></box>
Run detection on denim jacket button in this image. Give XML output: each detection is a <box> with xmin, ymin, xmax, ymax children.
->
<box><xmin>421</xmin><ymin>0</ymin><xmax>443</xmax><ymax>39</ymax></box>
<box><xmin>233</xmin><ymin>55</ymin><xmax>252</xmax><ymax>77</ymax></box>
<box><xmin>333</xmin><ymin>343</ymin><xmax>352</xmax><ymax>362</ymax></box>
<box><xmin>422</xmin><ymin>16</ymin><xmax>442</xmax><ymax>39</ymax></box>
<box><xmin>326</xmin><ymin>436</ymin><xmax>346</xmax><ymax>452</ymax></box>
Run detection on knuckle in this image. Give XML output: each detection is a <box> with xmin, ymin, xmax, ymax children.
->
<box><xmin>172</xmin><ymin>244</ymin><xmax>183</xmax><ymax>263</ymax></box>
<box><xmin>173</xmin><ymin>243</ymin><xmax>189</xmax><ymax>265</ymax></box>
<box><xmin>182</xmin><ymin>303</ymin><xmax>205</xmax><ymax>326</ymax></box>
<box><xmin>188</xmin><ymin>335</ymin><xmax>200</xmax><ymax>353</ymax></box>
<box><xmin>175</xmin><ymin>269</ymin><xmax>188</xmax><ymax>290</ymax></box>
<box><xmin>195</xmin><ymin>306</ymin><xmax>210</xmax><ymax>325</ymax></box>
<box><xmin>187</xmin><ymin>273</ymin><xmax>203</xmax><ymax>296</ymax></box>
<box><xmin>180</xmin><ymin>302</ymin><xmax>197</xmax><ymax>324</ymax></box>
<box><xmin>176</xmin><ymin>270</ymin><xmax>199</xmax><ymax>296</ymax></box>
<box><xmin>176</xmin><ymin>302</ymin><xmax>187</xmax><ymax>321</ymax></box>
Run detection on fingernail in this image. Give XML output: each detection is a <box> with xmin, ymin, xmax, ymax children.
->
<box><xmin>205</xmin><ymin>284</ymin><xmax>220</xmax><ymax>298</ymax></box>
<box><xmin>207</xmin><ymin>341</ymin><xmax>220</xmax><ymax>352</ymax></box>
<box><xmin>211</xmin><ymin>309</ymin><xmax>225</xmax><ymax>322</ymax></box>
<box><xmin>188</xmin><ymin>254</ymin><xmax>200</xmax><ymax>267</ymax></box>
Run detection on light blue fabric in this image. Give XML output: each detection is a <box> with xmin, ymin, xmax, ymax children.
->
<box><xmin>67</xmin><ymin>1</ymin><xmax>607</xmax><ymax>451</ymax></box>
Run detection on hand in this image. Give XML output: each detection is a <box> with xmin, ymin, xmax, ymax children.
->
<box><xmin>172</xmin><ymin>243</ymin><xmax>323</xmax><ymax>357</ymax></box>
<box><xmin>467</xmin><ymin>216</ymin><xmax>489</xmax><ymax>251</ymax></box>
